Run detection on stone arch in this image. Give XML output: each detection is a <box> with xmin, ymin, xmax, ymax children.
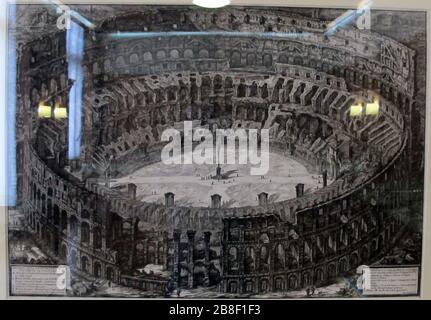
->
<box><xmin>49</xmin><ymin>78</ymin><xmax>58</xmax><ymax>93</ymax></box>
<box><xmin>249</xmin><ymin>82</ymin><xmax>258</xmax><ymax>97</ymax></box>
<box><xmin>129</xmin><ymin>53</ymin><xmax>139</xmax><ymax>65</ymax></box>
<box><xmin>378</xmin><ymin>234</ymin><xmax>384</xmax><ymax>252</ymax></box>
<box><xmin>60</xmin><ymin>210</ymin><xmax>67</xmax><ymax>234</ymax></box>
<box><xmin>260</xmin><ymin>279</ymin><xmax>269</xmax><ymax>293</ymax></box>
<box><xmin>214</xmin><ymin>49</ymin><xmax>225</xmax><ymax>59</ymax></box>
<box><xmin>70</xmin><ymin>249</ymin><xmax>78</xmax><ymax>269</ymax></box>
<box><xmin>104</xmin><ymin>59</ymin><xmax>112</xmax><ymax>72</ymax></box>
<box><xmin>225</xmin><ymin>76</ymin><xmax>233</xmax><ymax>90</ymax></box>
<box><xmin>156</xmin><ymin>50</ymin><xmax>166</xmax><ymax>60</ymax></box>
<box><xmin>93</xmin><ymin>62</ymin><xmax>100</xmax><ymax>75</ymax></box>
<box><xmin>274</xmin><ymin>277</ymin><xmax>285</xmax><ymax>291</ymax></box>
<box><xmin>81</xmin><ymin>255</ymin><xmax>89</xmax><ymax>272</ymax></box>
<box><xmin>143</xmin><ymin>52</ymin><xmax>153</xmax><ymax>62</ymax></box>
<box><xmin>147</xmin><ymin>245</ymin><xmax>156</xmax><ymax>264</ymax></box>
<box><xmin>231</xmin><ymin>51</ymin><xmax>241</xmax><ymax>67</ymax></box>
<box><xmin>69</xmin><ymin>215</ymin><xmax>78</xmax><ymax>239</ymax></box>
<box><xmin>93</xmin><ymin>226</ymin><xmax>102</xmax><ymax>249</ymax></box>
<box><xmin>201</xmin><ymin>76</ymin><xmax>212</xmax><ymax>97</ymax></box>
<box><xmin>60</xmin><ymin>243</ymin><xmax>67</xmax><ymax>260</ymax></box>
<box><xmin>263</xmin><ymin>53</ymin><xmax>272</xmax><ymax>67</ymax></box>
<box><xmin>228</xmin><ymin>280</ymin><xmax>238</xmax><ymax>293</ymax></box>
<box><xmin>122</xmin><ymin>221</ymin><xmax>132</xmax><ymax>235</ymax></box>
<box><xmin>115</xmin><ymin>56</ymin><xmax>126</xmax><ymax>68</ymax></box>
<box><xmin>338</xmin><ymin>257</ymin><xmax>348</xmax><ymax>274</ymax></box>
<box><xmin>228</xmin><ymin>246</ymin><xmax>239</xmax><ymax>271</ymax></box>
<box><xmin>213</xmin><ymin>74</ymin><xmax>223</xmax><ymax>92</ymax></box>
<box><xmin>361</xmin><ymin>245</ymin><xmax>369</xmax><ymax>262</ymax></box>
<box><xmin>278</xmin><ymin>54</ymin><xmax>288</xmax><ymax>64</ymax></box>
<box><xmin>261</xmin><ymin>83</ymin><xmax>269</xmax><ymax>99</ymax></box>
<box><xmin>199</xmin><ymin>49</ymin><xmax>209</xmax><ymax>58</ymax></box>
<box><xmin>287</xmin><ymin>243</ymin><xmax>299</xmax><ymax>268</ymax></box>
<box><xmin>94</xmin><ymin>261</ymin><xmax>102</xmax><ymax>278</ymax></box>
<box><xmin>350</xmin><ymin>252</ymin><xmax>359</xmax><ymax>270</ymax></box>
<box><xmin>158</xmin><ymin>244</ymin><xmax>165</xmax><ymax>265</ymax></box>
<box><xmin>315</xmin><ymin>268</ymin><xmax>325</xmax><ymax>284</ymax></box>
<box><xmin>106</xmin><ymin>266</ymin><xmax>115</xmax><ymax>281</ymax></box>
<box><xmin>246</xmin><ymin>52</ymin><xmax>256</xmax><ymax>66</ymax></box>
<box><xmin>237</xmin><ymin>83</ymin><xmax>246</xmax><ymax>98</ymax></box>
<box><xmin>244</xmin><ymin>247</ymin><xmax>255</xmax><ymax>274</ymax></box>
<box><xmin>184</xmin><ymin>49</ymin><xmax>193</xmax><ymax>59</ymax></box>
<box><xmin>293</xmin><ymin>56</ymin><xmax>303</xmax><ymax>65</ymax></box>
<box><xmin>259</xmin><ymin>245</ymin><xmax>269</xmax><ymax>272</ymax></box>
<box><xmin>274</xmin><ymin>243</ymin><xmax>285</xmax><ymax>271</ymax></box>
<box><xmin>48</xmin><ymin>200</ymin><xmax>55</xmax><ymax>222</ymax></box>
<box><xmin>244</xmin><ymin>280</ymin><xmax>254</xmax><ymax>293</ymax></box>
<box><xmin>36</xmin><ymin>189</ymin><xmax>41</xmax><ymax>209</ymax></box>
<box><xmin>53</xmin><ymin>203</ymin><xmax>59</xmax><ymax>226</ymax></box>
<box><xmin>170</xmin><ymin>49</ymin><xmax>180</xmax><ymax>59</ymax></box>
<box><xmin>302</xmin><ymin>271</ymin><xmax>311</xmax><ymax>287</ymax></box>
<box><xmin>288</xmin><ymin>274</ymin><xmax>298</xmax><ymax>289</ymax></box>
<box><xmin>81</xmin><ymin>221</ymin><xmax>90</xmax><ymax>244</ymax></box>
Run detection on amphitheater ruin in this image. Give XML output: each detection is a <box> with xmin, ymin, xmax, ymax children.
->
<box><xmin>15</xmin><ymin>7</ymin><xmax>422</xmax><ymax>295</ymax></box>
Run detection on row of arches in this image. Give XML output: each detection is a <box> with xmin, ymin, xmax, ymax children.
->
<box><xmin>225</xmin><ymin>253</ymin><xmax>360</xmax><ymax>293</ymax></box>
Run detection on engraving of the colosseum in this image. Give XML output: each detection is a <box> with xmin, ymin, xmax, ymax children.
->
<box><xmin>9</xmin><ymin>5</ymin><xmax>425</xmax><ymax>298</ymax></box>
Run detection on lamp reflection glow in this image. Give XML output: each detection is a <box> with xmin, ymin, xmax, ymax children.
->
<box><xmin>365</xmin><ymin>99</ymin><xmax>379</xmax><ymax>115</ymax></box>
<box><xmin>54</xmin><ymin>105</ymin><xmax>68</xmax><ymax>119</ymax></box>
<box><xmin>350</xmin><ymin>104</ymin><xmax>363</xmax><ymax>117</ymax></box>
<box><xmin>193</xmin><ymin>0</ymin><xmax>230</xmax><ymax>9</ymax></box>
<box><xmin>38</xmin><ymin>103</ymin><xmax>52</xmax><ymax>118</ymax></box>
<box><xmin>350</xmin><ymin>98</ymin><xmax>380</xmax><ymax>117</ymax></box>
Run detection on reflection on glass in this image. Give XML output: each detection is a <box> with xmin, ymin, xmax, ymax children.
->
<box><xmin>350</xmin><ymin>103</ymin><xmax>363</xmax><ymax>117</ymax></box>
<box><xmin>5</xmin><ymin>4</ymin><xmax>17</xmax><ymax>206</ymax></box>
<box><xmin>365</xmin><ymin>99</ymin><xmax>379</xmax><ymax>115</ymax></box>
<box><xmin>38</xmin><ymin>103</ymin><xmax>52</xmax><ymax>118</ymax></box>
<box><xmin>66</xmin><ymin>21</ymin><xmax>84</xmax><ymax>160</ymax></box>
<box><xmin>54</xmin><ymin>104</ymin><xmax>68</xmax><ymax>119</ymax></box>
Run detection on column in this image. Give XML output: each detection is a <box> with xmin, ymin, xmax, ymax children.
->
<box><xmin>203</xmin><ymin>231</ymin><xmax>211</xmax><ymax>286</ymax></box>
<box><xmin>187</xmin><ymin>230</ymin><xmax>196</xmax><ymax>289</ymax></box>
<box><xmin>173</xmin><ymin>229</ymin><xmax>181</xmax><ymax>288</ymax></box>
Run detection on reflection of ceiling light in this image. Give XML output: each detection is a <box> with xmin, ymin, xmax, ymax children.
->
<box><xmin>350</xmin><ymin>104</ymin><xmax>363</xmax><ymax>117</ymax></box>
<box><xmin>38</xmin><ymin>103</ymin><xmax>52</xmax><ymax>118</ymax></box>
<box><xmin>365</xmin><ymin>100</ymin><xmax>379</xmax><ymax>115</ymax></box>
<box><xmin>193</xmin><ymin>0</ymin><xmax>231</xmax><ymax>9</ymax></box>
<box><xmin>54</xmin><ymin>105</ymin><xmax>68</xmax><ymax>119</ymax></box>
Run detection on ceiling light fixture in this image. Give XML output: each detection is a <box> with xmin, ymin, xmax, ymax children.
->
<box><xmin>192</xmin><ymin>0</ymin><xmax>231</xmax><ymax>9</ymax></box>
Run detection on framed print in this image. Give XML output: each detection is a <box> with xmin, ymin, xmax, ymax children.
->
<box><xmin>1</xmin><ymin>0</ymin><xmax>430</xmax><ymax>300</ymax></box>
